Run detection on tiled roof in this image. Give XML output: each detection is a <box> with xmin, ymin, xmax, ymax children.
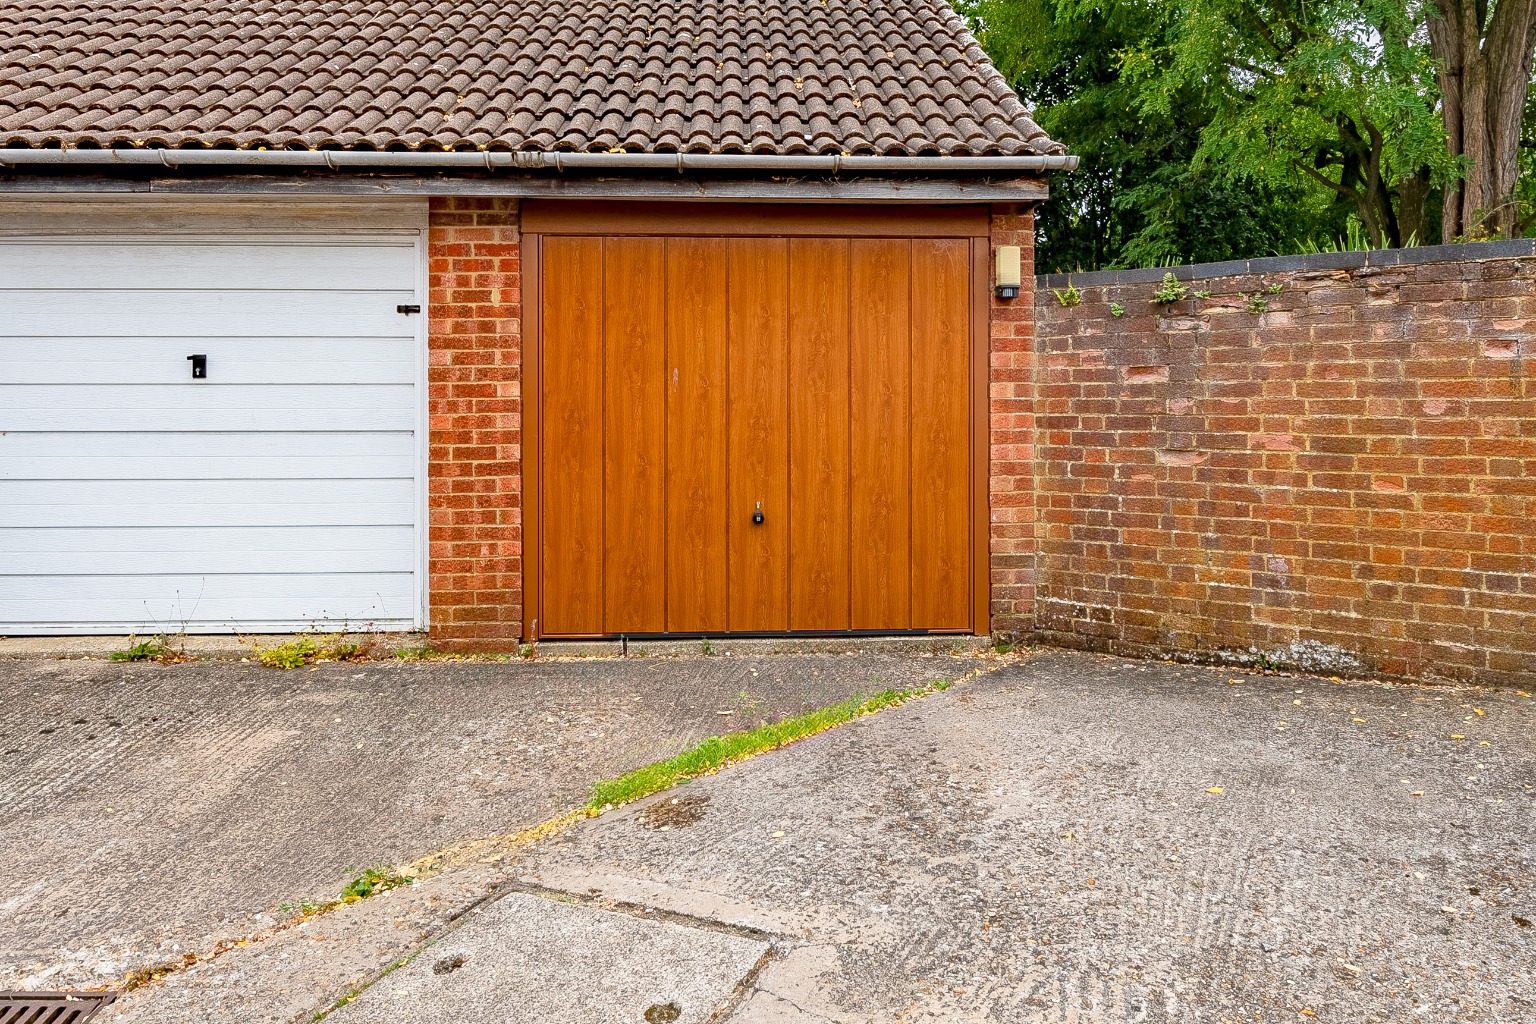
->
<box><xmin>0</xmin><ymin>0</ymin><xmax>1061</xmax><ymax>157</ymax></box>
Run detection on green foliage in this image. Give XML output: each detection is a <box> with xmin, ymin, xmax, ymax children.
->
<box><xmin>1246</xmin><ymin>293</ymin><xmax>1269</xmax><ymax>314</ymax></box>
<box><xmin>1192</xmin><ymin>289</ymin><xmax>1212</xmax><ymax>299</ymax></box>
<box><xmin>1109</xmin><ymin>301</ymin><xmax>1126</xmax><ymax>317</ymax></box>
<box><xmin>257</xmin><ymin>635</ymin><xmax>362</xmax><ymax>670</ymax></box>
<box><xmin>967</xmin><ymin>0</ymin><xmax>1341</xmax><ymax>270</ymax></box>
<box><xmin>259</xmin><ymin>637</ymin><xmax>318</xmax><ymax>669</ymax></box>
<box><xmin>965</xmin><ymin>0</ymin><xmax>1481</xmax><ymax>267</ymax></box>
<box><xmin>340</xmin><ymin>867</ymin><xmax>411</xmax><ymax>902</ymax></box>
<box><xmin>110</xmin><ymin>635</ymin><xmax>180</xmax><ymax>663</ymax></box>
<box><xmin>1151</xmin><ymin>272</ymin><xmax>1189</xmax><ymax>304</ymax></box>
<box><xmin>1052</xmin><ymin>283</ymin><xmax>1083</xmax><ymax>306</ymax></box>
<box><xmin>1120</xmin><ymin>0</ymin><xmax>1455</xmax><ymax>249</ymax></box>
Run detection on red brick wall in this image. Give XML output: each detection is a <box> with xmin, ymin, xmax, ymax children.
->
<box><xmin>426</xmin><ymin>197</ymin><xmax>523</xmax><ymax>641</ymax></box>
<box><xmin>1033</xmin><ymin>246</ymin><xmax>1536</xmax><ymax>686</ymax></box>
<box><xmin>989</xmin><ymin>206</ymin><xmax>1039</xmax><ymax>634</ymax></box>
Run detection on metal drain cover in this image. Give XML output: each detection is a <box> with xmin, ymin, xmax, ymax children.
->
<box><xmin>0</xmin><ymin>990</ymin><xmax>117</xmax><ymax>1023</ymax></box>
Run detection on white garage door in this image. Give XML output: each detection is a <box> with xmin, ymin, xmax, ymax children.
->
<box><xmin>0</xmin><ymin>221</ymin><xmax>425</xmax><ymax>634</ymax></box>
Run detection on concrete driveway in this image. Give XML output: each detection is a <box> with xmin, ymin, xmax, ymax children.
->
<box><xmin>0</xmin><ymin>651</ymin><xmax>963</xmax><ymax>991</ymax></box>
<box><xmin>5</xmin><ymin>648</ymin><xmax>1533</xmax><ymax>1023</ymax></box>
<box><xmin>362</xmin><ymin>651</ymin><xmax>1531</xmax><ymax>1024</ymax></box>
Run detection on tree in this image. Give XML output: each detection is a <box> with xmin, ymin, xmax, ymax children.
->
<box><xmin>1426</xmin><ymin>0</ymin><xmax>1536</xmax><ymax>238</ymax></box>
<box><xmin>1120</xmin><ymin>0</ymin><xmax>1457</xmax><ymax>250</ymax></box>
<box><xmin>967</xmin><ymin>0</ymin><xmax>1337</xmax><ymax>271</ymax></box>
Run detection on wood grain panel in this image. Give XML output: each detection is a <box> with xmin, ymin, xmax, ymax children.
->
<box><xmin>665</xmin><ymin>238</ymin><xmax>729</xmax><ymax>632</ymax></box>
<box><xmin>726</xmin><ymin>237</ymin><xmax>790</xmax><ymax>632</ymax></box>
<box><xmin>523</xmin><ymin>202</ymin><xmax>991</xmax><ymax>238</ymax></box>
<box><xmin>788</xmin><ymin>238</ymin><xmax>851</xmax><ymax>631</ymax></box>
<box><xmin>602</xmin><ymin>236</ymin><xmax>668</xmax><ymax>633</ymax></box>
<box><xmin>539</xmin><ymin>236</ymin><xmax>605</xmax><ymax>634</ymax></box>
<box><xmin>910</xmin><ymin>239</ymin><xmax>972</xmax><ymax>629</ymax></box>
<box><xmin>849</xmin><ymin>238</ymin><xmax>911</xmax><ymax>629</ymax></box>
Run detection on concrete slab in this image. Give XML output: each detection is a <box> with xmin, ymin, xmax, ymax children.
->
<box><xmin>108</xmin><ymin>867</ymin><xmax>501</xmax><ymax>1024</ymax></box>
<box><xmin>1</xmin><ymin>651</ymin><xmax>973</xmax><ymax>992</ymax></box>
<box><xmin>326</xmin><ymin>890</ymin><xmax>769</xmax><ymax>1024</ymax></box>
<box><xmin>506</xmin><ymin>651</ymin><xmax>1536</xmax><ymax>1022</ymax></box>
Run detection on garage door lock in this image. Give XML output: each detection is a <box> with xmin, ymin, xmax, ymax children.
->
<box><xmin>186</xmin><ymin>354</ymin><xmax>207</xmax><ymax>379</ymax></box>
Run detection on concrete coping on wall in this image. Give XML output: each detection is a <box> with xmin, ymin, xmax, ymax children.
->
<box><xmin>1036</xmin><ymin>237</ymin><xmax>1536</xmax><ymax>289</ymax></box>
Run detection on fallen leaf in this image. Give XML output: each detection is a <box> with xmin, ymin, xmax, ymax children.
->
<box><xmin>1450</xmin><ymin>734</ymin><xmax>1465</xmax><ymax>740</ymax></box>
<box><xmin>1411</xmin><ymin>791</ymin><xmax>1424</xmax><ymax>797</ymax></box>
<box><xmin>1474</xmin><ymin>708</ymin><xmax>1485</xmax><ymax>716</ymax></box>
<box><xmin>1353</xmin><ymin>718</ymin><xmax>1368</xmax><ymax>723</ymax></box>
<box><xmin>770</xmin><ymin>830</ymin><xmax>785</xmax><ymax>838</ymax></box>
<box><xmin>1206</xmin><ymin>787</ymin><xmax>1225</xmax><ymax>794</ymax></box>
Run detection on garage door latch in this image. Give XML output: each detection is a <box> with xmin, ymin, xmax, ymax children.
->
<box><xmin>396</xmin><ymin>304</ymin><xmax>422</xmax><ymax>315</ymax></box>
<box><xmin>186</xmin><ymin>354</ymin><xmax>207</xmax><ymax>379</ymax></box>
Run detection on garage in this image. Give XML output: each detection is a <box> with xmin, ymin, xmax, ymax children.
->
<box><xmin>523</xmin><ymin>203</ymin><xmax>988</xmax><ymax>638</ymax></box>
<box><xmin>0</xmin><ymin>204</ymin><xmax>427</xmax><ymax>634</ymax></box>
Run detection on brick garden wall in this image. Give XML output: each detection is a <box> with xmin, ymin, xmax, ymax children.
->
<box><xmin>426</xmin><ymin>197</ymin><xmax>523</xmax><ymax>641</ymax></box>
<box><xmin>1033</xmin><ymin>241</ymin><xmax>1536</xmax><ymax>686</ymax></box>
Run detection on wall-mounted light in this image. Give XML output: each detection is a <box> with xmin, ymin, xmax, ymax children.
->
<box><xmin>994</xmin><ymin>245</ymin><xmax>1022</xmax><ymax>300</ymax></box>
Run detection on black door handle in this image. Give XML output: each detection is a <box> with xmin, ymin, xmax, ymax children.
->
<box><xmin>753</xmin><ymin>501</ymin><xmax>765</xmax><ymax>525</ymax></box>
<box><xmin>187</xmin><ymin>354</ymin><xmax>207</xmax><ymax>379</ymax></box>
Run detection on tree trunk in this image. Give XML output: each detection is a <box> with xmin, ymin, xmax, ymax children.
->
<box><xmin>1429</xmin><ymin>0</ymin><xmax>1536</xmax><ymax>238</ymax></box>
<box><xmin>1398</xmin><ymin>168</ymin><xmax>1433</xmax><ymax>246</ymax></box>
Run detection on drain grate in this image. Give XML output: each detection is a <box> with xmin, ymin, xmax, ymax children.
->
<box><xmin>0</xmin><ymin>991</ymin><xmax>116</xmax><ymax>1024</ymax></box>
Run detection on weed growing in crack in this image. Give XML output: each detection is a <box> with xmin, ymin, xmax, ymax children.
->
<box><xmin>340</xmin><ymin>866</ymin><xmax>412</xmax><ymax>902</ymax></box>
<box><xmin>110</xmin><ymin>635</ymin><xmax>189</xmax><ymax>664</ymax></box>
<box><xmin>255</xmin><ymin>635</ymin><xmax>367</xmax><ymax>670</ymax></box>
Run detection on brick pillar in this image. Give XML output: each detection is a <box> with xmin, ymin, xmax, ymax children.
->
<box><xmin>426</xmin><ymin>197</ymin><xmax>523</xmax><ymax>643</ymax></box>
<box><xmin>988</xmin><ymin>205</ymin><xmax>1037</xmax><ymax>636</ymax></box>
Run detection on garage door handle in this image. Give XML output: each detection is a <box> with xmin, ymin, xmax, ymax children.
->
<box><xmin>186</xmin><ymin>354</ymin><xmax>207</xmax><ymax>379</ymax></box>
<box><xmin>396</xmin><ymin>304</ymin><xmax>421</xmax><ymax>315</ymax></box>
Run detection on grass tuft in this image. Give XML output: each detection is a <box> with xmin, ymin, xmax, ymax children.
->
<box><xmin>585</xmin><ymin>679</ymin><xmax>953</xmax><ymax>812</ymax></box>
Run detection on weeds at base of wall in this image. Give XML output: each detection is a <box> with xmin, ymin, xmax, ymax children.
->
<box><xmin>253</xmin><ymin>635</ymin><xmax>371</xmax><ymax>670</ymax></box>
<box><xmin>109</xmin><ymin>634</ymin><xmax>192</xmax><ymax>664</ymax></box>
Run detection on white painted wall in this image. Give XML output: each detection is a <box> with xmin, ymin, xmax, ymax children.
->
<box><xmin>0</xmin><ymin>202</ymin><xmax>428</xmax><ymax>634</ymax></box>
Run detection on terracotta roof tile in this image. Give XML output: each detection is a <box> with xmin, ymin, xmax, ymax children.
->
<box><xmin>0</xmin><ymin>0</ymin><xmax>1059</xmax><ymax>155</ymax></box>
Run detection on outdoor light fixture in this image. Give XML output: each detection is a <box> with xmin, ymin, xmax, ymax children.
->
<box><xmin>994</xmin><ymin>245</ymin><xmax>1022</xmax><ymax>299</ymax></box>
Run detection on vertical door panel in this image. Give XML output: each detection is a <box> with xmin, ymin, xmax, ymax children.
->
<box><xmin>849</xmin><ymin>238</ymin><xmax>911</xmax><ymax>629</ymax></box>
<box><xmin>910</xmin><ymin>239</ymin><xmax>972</xmax><ymax>629</ymax></box>
<box><xmin>602</xmin><ymin>237</ymin><xmax>667</xmax><ymax>633</ymax></box>
<box><xmin>726</xmin><ymin>238</ymin><xmax>790</xmax><ymax>631</ymax></box>
<box><xmin>540</xmin><ymin>237</ymin><xmax>605</xmax><ymax>634</ymax></box>
<box><xmin>788</xmin><ymin>238</ymin><xmax>851</xmax><ymax>631</ymax></box>
<box><xmin>664</xmin><ymin>238</ymin><xmax>729</xmax><ymax>632</ymax></box>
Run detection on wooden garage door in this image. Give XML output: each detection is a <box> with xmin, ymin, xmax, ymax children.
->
<box><xmin>527</xmin><ymin>204</ymin><xmax>985</xmax><ymax>637</ymax></box>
